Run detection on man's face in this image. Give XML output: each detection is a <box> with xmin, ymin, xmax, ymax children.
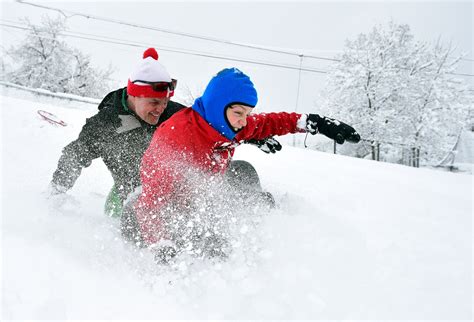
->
<box><xmin>129</xmin><ymin>96</ymin><xmax>170</xmax><ymax>125</ymax></box>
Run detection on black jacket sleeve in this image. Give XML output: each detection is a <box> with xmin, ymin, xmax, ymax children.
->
<box><xmin>51</xmin><ymin>113</ymin><xmax>107</xmax><ymax>190</ymax></box>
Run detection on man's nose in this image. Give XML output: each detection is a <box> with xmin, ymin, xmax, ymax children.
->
<box><xmin>239</xmin><ymin>117</ymin><xmax>247</xmax><ymax>127</ymax></box>
<box><xmin>156</xmin><ymin>103</ymin><xmax>166</xmax><ymax>112</ymax></box>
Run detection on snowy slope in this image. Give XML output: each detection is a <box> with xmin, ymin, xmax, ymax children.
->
<box><xmin>1</xmin><ymin>91</ymin><xmax>472</xmax><ymax>320</ymax></box>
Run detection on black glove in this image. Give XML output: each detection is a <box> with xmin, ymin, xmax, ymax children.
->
<box><xmin>306</xmin><ymin>114</ymin><xmax>361</xmax><ymax>144</ymax></box>
<box><xmin>246</xmin><ymin>137</ymin><xmax>282</xmax><ymax>154</ymax></box>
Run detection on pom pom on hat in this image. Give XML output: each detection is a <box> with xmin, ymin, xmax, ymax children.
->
<box><xmin>127</xmin><ymin>48</ymin><xmax>174</xmax><ymax>98</ymax></box>
<box><xmin>143</xmin><ymin>47</ymin><xmax>158</xmax><ymax>60</ymax></box>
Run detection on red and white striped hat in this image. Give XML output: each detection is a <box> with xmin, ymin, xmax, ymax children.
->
<box><xmin>127</xmin><ymin>48</ymin><xmax>174</xmax><ymax>98</ymax></box>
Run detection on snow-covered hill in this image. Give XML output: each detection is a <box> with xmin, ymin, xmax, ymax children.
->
<box><xmin>1</xmin><ymin>90</ymin><xmax>472</xmax><ymax>320</ymax></box>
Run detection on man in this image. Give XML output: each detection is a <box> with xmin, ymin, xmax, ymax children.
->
<box><xmin>50</xmin><ymin>48</ymin><xmax>280</xmax><ymax>217</ymax></box>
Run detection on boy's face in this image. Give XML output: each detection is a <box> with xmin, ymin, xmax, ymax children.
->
<box><xmin>226</xmin><ymin>104</ymin><xmax>253</xmax><ymax>131</ymax></box>
<box><xmin>128</xmin><ymin>96</ymin><xmax>170</xmax><ymax>125</ymax></box>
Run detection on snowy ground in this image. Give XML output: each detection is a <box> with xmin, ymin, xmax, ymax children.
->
<box><xmin>1</xmin><ymin>90</ymin><xmax>472</xmax><ymax>320</ymax></box>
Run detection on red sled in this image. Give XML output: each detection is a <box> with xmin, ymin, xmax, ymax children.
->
<box><xmin>37</xmin><ymin>110</ymin><xmax>67</xmax><ymax>127</ymax></box>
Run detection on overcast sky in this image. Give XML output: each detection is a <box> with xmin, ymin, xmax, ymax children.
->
<box><xmin>1</xmin><ymin>0</ymin><xmax>472</xmax><ymax>115</ymax></box>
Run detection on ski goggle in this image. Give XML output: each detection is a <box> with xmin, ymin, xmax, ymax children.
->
<box><xmin>132</xmin><ymin>79</ymin><xmax>177</xmax><ymax>92</ymax></box>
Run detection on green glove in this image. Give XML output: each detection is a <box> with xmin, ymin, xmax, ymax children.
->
<box><xmin>104</xmin><ymin>185</ymin><xmax>123</xmax><ymax>218</ymax></box>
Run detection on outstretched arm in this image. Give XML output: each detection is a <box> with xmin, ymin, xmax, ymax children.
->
<box><xmin>50</xmin><ymin>116</ymin><xmax>104</xmax><ymax>194</ymax></box>
<box><xmin>236</xmin><ymin>112</ymin><xmax>360</xmax><ymax>145</ymax></box>
<box><xmin>236</xmin><ymin>112</ymin><xmax>306</xmax><ymax>141</ymax></box>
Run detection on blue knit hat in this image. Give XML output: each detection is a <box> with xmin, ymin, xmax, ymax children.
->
<box><xmin>192</xmin><ymin>68</ymin><xmax>258</xmax><ymax>140</ymax></box>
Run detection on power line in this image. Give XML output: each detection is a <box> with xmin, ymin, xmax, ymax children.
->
<box><xmin>15</xmin><ymin>0</ymin><xmax>339</xmax><ymax>63</ymax></box>
<box><xmin>16</xmin><ymin>0</ymin><xmax>474</xmax><ymax>66</ymax></box>
<box><xmin>3</xmin><ymin>16</ymin><xmax>473</xmax><ymax>78</ymax></box>
<box><xmin>0</xmin><ymin>22</ymin><xmax>330</xmax><ymax>74</ymax></box>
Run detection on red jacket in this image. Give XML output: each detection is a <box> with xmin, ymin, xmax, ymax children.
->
<box><xmin>136</xmin><ymin>108</ymin><xmax>304</xmax><ymax>245</ymax></box>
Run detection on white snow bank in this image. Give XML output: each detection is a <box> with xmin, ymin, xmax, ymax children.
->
<box><xmin>1</xmin><ymin>93</ymin><xmax>471</xmax><ymax>320</ymax></box>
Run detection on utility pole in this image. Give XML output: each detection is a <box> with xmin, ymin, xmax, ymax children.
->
<box><xmin>293</xmin><ymin>54</ymin><xmax>304</xmax><ymax>147</ymax></box>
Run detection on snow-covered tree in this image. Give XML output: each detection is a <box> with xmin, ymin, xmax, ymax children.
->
<box><xmin>321</xmin><ymin>21</ymin><xmax>472</xmax><ymax>166</ymax></box>
<box><xmin>4</xmin><ymin>16</ymin><xmax>114</xmax><ymax>98</ymax></box>
<box><xmin>400</xmin><ymin>39</ymin><xmax>472</xmax><ymax>165</ymax></box>
<box><xmin>0</xmin><ymin>57</ymin><xmax>6</xmax><ymax>81</ymax></box>
<box><xmin>176</xmin><ymin>83</ymin><xmax>203</xmax><ymax>106</ymax></box>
